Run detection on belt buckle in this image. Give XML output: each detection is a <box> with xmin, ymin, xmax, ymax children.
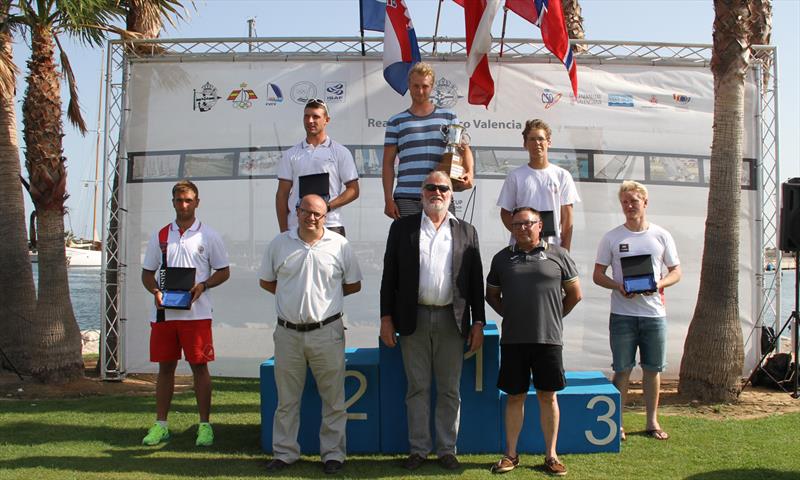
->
<box><xmin>298</xmin><ymin>322</ymin><xmax>318</xmax><ymax>332</ymax></box>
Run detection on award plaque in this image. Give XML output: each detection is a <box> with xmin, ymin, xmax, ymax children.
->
<box><xmin>438</xmin><ymin>123</ymin><xmax>470</xmax><ymax>180</ymax></box>
<box><xmin>620</xmin><ymin>254</ymin><xmax>657</xmax><ymax>294</ymax></box>
<box><xmin>161</xmin><ymin>267</ymin><xmax>196</xmax><ymax>310</ymax></box>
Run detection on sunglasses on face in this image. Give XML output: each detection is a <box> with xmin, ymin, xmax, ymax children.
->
<box><xmin>422</xmin><ymin>184</ymin><xmax>451</xmax><ymax>193</ymax></box>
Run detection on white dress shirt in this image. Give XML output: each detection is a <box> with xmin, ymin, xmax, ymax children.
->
<box><xmin>418</xmin><ymin>212</ymin><xmax>455</xmax><ymax>306</ymax></box>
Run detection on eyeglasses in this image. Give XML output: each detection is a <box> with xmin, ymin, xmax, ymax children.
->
<box><xmin>297</xmin><ymin>207</ymin><xmax>326</xmax><ymax>219</ymax></box>
<box><xmin>511</xmin><ymin>220</ymin><xmax>539</xmax><ymax>229</ymax></box>
<box><xmin>422</xmin><ymin>184</ymin><xmax>451</xmax><ymax>193</ymax></box>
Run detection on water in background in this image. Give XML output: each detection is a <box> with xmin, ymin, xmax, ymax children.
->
<box><xmin>32</xmin><ymin>264</ymin><xmax>800</xmax><ymax>334</ymax></box>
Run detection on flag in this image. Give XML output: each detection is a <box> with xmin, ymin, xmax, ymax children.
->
<box><xmin>360</xmin><ymin>0</ymin><xmax>385</xmax><ymax>32</ymax></box>
<box><xmin>382</xmin><ymin>0</ymin><xmax>422</xmax><ymax>95</ymax></box>
<box><xmin>506</xmin><ymin>0</ymin><xmax>578</xmax><ymax>96</ymax></box>
<box><xmin>463</xmin><ymin>0</ymin><xmax>503</xmax><ymax>107</ymax></box>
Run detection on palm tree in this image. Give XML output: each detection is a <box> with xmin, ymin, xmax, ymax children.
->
<box><xmin>8</xmin><ymin>0</ymin><xmax>124</xmax><ymax>382</ymax></box>
<box><xmin>561</xmin><ymin>0</ymin><xmax>586</xmax><ymax>53</ymax></box>
<box><xmin>0</xmin><ymin>2</ymin><xmax>36</xmax><ymax>375</ymax></box>
<box><xmin>748</xmin><ymin>0</ymin><xmax>772</xmax><ymax>92</ymax></box>
<box><xmin>678</xmin><ymin>0</ymin><xmax>754</xmax><ymax>402</ymax></box>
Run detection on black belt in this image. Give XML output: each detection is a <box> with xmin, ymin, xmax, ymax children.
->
<box><xmin>419</xmin><ymin>304</ymin><xmax>453</xmax><ymax>310</ymax></box>
<box><xmin>278</xmin><ymin>312</ymin><xmax>342</xmax><ymax>332</ymax></box>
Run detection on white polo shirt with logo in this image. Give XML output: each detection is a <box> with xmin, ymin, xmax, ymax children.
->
<box><xmin>142</xmin><ymin>219</ymin><xmax>229</xmax><ymax>322</ymax></box>
<box><xmin>277</xmin><ymin>137</ymin><xmax>359</xmax><ymax>230</ymax></box>
<box><xmin>259</xmin><ymin>228</ymin><xmax>362</xmax><ymax>324</ymax></box>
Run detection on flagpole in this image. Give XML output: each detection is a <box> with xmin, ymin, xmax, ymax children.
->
<box><xmin>359</xmin><ymin>0</ymin><xmax>366</xmax><ymax>56</ymax></box>
<box><xmin>432</xmin><ymin>0</ymin><xmax>444</xmax><ymax>55</ymax></box>
<box><xmin>499</xmin><ymin>7</ymin><xmax>508</xmax><ymax>58</ymax></box>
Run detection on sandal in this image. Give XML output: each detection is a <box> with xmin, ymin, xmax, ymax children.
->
<box><xmin>620</xmin><ymin>428</ymin><xmax>626</xmax><ymax>441</ymax></box>
<box><xmin>645</xmin><ymin>429</ymin><xmax>669</xmax><ymax>440</ymax></box>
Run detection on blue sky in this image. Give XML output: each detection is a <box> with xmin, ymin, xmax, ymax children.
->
<box><xmin>10</xmin><ymin>0</ymin><xmax>800</xmax><ymax>239</ymax></box>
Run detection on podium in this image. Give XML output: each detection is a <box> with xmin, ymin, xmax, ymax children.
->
<box><xmin>260</xmin><ymin>321</ymin><xmax>620</xmax><ymax>454</ymax></box>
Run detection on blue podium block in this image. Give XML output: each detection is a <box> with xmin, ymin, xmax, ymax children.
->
<box><xmin>260</xmin><ymin>347</ymin><xmax>380</xmax><ymax>454</ymax></box>
<box><xmin>499</xmin><ymin>371</ymin><xmax>621</xmax><ymax>454</ymax></box>
<box><xmin>378</xmin><ymin>322</ymin><xmax>501</xmax><ymax>454</ymax></box>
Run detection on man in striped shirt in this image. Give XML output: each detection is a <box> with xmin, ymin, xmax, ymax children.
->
<box><xmin>382</xmin><ymin>62</ymin><xmax>474</xmax><ymax>219</ymax></box>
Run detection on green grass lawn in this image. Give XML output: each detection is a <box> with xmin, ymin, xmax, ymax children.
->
<box><xmin>1</xmin><ymin>377</ymin><xmax>798</xmax><ymax>480</ymax></box>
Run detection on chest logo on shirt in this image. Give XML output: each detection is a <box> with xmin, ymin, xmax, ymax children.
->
<box><xmin>198</xmin><ymin>245</ymin><xmax>205</xmax><ymax>254</ymax></box>
<box><xmin>619</xmin><ymin>244</ymin><xmax>630</xmax><ymax>253</ymax></box>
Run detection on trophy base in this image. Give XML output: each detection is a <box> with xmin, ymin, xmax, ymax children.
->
<box><xmin>438</xmin><ymin>153</ymin><xmax>465</xmax><ymax>180</ymax></box>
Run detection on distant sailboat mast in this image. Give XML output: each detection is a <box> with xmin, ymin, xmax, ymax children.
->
<box><xmin>91</xmin><ymin>47</ymin><xmax>105</xmax><ymax>245</ymax></box>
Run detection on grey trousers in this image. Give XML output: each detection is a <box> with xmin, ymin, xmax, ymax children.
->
<box><xmin>272</xmin><ymin>319</ymin><xmax>346</xmax><ymax>463</ymax></box>
<box><xmin>399</xmin><ymin>305</ymin><xmax>464</xmax><ymax>457</ymax></box>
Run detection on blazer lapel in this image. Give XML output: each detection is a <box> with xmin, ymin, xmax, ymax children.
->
<box><xmin>450</xmin><ymin>218</ymin><xmax>464</xmax><ymax>284</ymax></box>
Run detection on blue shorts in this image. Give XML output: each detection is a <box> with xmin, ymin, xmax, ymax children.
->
<box><xmin>609</xmin><ymin>313</ymin><xmax>667</xmax><ymax>372</ymax></box>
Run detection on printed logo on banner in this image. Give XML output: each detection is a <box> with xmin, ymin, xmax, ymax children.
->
<box><xmin>193</xmin><ymin>82</ymin><xmax>221</xmax><ymax>112</ymax></box>
<box><xmin>673</xmin><ymin>93</ymin><xmax>692</xmax><ymax>105</ymax></box>
<box><xmin>541</xmin><ymin>89</ymin><xmax>562</xmax><ymax>109</ymax></box>
<box><xmin>290</xmin><ymin>81</ymin><xmax>318</xmax><ymax>104</ymax></box>
<box><xmin>431</xmin><ymin>77</ymin><xmax>463</xmax><ymax>108</ymax></box>
<box><xmin>608</xmin><ymin>94</ymin><xmax>634</xmax><ymax>107</ymax></box>
<box><xmin>570</xmin><ymin>93</ymin><xmax>602</xmax><ymax>106</ymax></box>
<box><xmin>265</xmin><ymin>83</ymin><xmax>284</xmax><ymax>106</ymax></box>
<box><xmin>227</xmin><ymin>82</ymin><xmax>258</xmax><ymax>109</ymax></box>
<box><xmin>325</xmin><ymin>82</ymin><xmax>346</xmax><ymax>103</ymax></box>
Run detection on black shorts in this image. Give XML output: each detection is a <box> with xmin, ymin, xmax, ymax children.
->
<box><xmin>497</xmin><ymin>343</ymin><xmax>566</xmax><ymax>394</ymax></box>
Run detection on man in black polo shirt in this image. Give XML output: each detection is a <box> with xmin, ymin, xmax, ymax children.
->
<box><xmin>485</xmin><ymin>207</ymin><xmax>582</xmax><ymax>476</ymax></box>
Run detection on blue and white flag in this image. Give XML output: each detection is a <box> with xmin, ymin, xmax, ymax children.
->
<box><xmin>360</xmin><ymin>0</ymin><xmax>386</xmax><ymax>32</ymax></box>
<box><xmin>382</xmin><ymin>0</ymin><xmax>421</xmax><ymax>95</ymax></box>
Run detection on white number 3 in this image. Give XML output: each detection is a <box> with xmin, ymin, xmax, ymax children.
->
<box><xmin>584</xmin><ymin>395</ymin><xmax>618</xmax><ymax>445</ymax></box>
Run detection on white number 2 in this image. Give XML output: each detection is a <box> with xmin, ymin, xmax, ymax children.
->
<box><xmin>584</xmin><ymin>395</ymin><xmax>617</xmax><ymax>445</ymax></box>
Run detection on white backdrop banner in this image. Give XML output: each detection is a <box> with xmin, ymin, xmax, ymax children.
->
<box><xmin>120</xmin><ymin>59</ymin><xmax>759</xmax><ymax>378</ymax></box>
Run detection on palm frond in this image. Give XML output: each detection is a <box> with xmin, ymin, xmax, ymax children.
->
<box><xmin>53</xmin><ymin>33</ymin><xmax>87</xmax><ymax>134</ymax></box>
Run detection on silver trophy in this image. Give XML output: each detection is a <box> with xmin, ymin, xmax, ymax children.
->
<box><xmin>439</xmin><ymin>123</ymin><xmax>471</xmax><ymax>180</ymax></box>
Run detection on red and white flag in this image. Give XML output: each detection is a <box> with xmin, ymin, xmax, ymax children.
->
<box><xmin>506</xmin><ymin>0</ymin><xmax>578</xmax><ymax>96</ymax></box>
<box><xmin>460</xmin><ymin>0</ymin><xmax>503</xmax><ymax>107</ymax></box>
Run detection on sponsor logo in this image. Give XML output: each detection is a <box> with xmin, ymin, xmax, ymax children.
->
<box><xmin>193</xmin><ymin>82</ymin><xmax>221</xmax><ymax>112</ymax></box>
<box><xmin>542</xmin><ymin>89</ymin><xmax>562</xmax><ymax>109</ymax></box>
<box><xmin>650</xmin><ymin>95</ymin><xmax>659</xmax><ymax>104</ymax></box>
<box><xmin>619</xmin><ymin>244</ymin><xmax>630</xmax><ymax>253</ymax></box>
<box><xmin>570</xmin><ymin>92</ymin><xmax>602</xmax><ymax>106</ymax></box>
<box><xmin>265</xmin><ymin>83</ymin><xmax>284</xmax><ymax>106</ymax></box>
<box><xmin>325</xmin><ymin>81</ymin><xmax>346</xmax><ymax>103</ymax></box>
<box><xmin>673</xmin><ymin>93</ymin><xmax>692</xmax><ymax>105</ymax></box>
<box><xmin>198</xmin><ymin>245</ymin><xmax>205</xmax><ymax>254</ymax></box>
<box><xmin>227</xmin><ymin>82</ymin><xmax>258</xmax><ymax>109</ymax></box>
<box><xmin>608</xmin><ymin>93</ymin><xmax>634</xmax><ymax>107</ymax></box>
<box><xmin>290</xmin><ymin>81</ymin><xmax>318</xmax><ymax>104</ymax></box>
<box><xmin>431</xmin><ymin>77</ymin><xmax>463</xmax><ymax>108</ymax></box>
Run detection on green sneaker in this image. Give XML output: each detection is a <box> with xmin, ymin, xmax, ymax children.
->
<box><xmin>142</xmin><ymin>423</ymin><xmax>170</xmax><ymax>446</ymax></box>
<box><xmin>196</xmin><ymin>423</ymin><xmax>214</xmax><ymax>447</ymax></box>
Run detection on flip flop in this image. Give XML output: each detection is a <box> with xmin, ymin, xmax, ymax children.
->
<box><xmin>646</xmin><ymin>429</ymin><xmax>669</xmax><ymax>440</ymax></box>
<box><xmin>620</xmin><ymin>428</ymin><xmax>626</xmax><ymax>441</ymax></box>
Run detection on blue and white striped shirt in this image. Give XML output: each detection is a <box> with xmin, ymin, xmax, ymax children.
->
<box><xmin>384</xmin><ymin>107</ymin><xmax>458</xmax><ymax>200</ymax></box>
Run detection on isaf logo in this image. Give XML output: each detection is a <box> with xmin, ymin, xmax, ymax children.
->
<box><xmin>431</xmin><ymin>77</ymin><xmax>463</xmax><ymax>108</ymax></box>
<box><xmin>325</xmin><ymin>81</ymin><xmax>346</xmax><ymax>103</ymax></box>
<box><xmin>227</xmin><ymin>82</ymin><xmax>258</xmax><ymax>109</ymax></box>
<box><xmin>193</xmin><ymin>82</ymin><xmax>221</xmax><ymax>112</ymax></box>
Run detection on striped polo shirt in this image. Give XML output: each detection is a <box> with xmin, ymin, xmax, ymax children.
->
<box><xmin>384</xmin><ymin>106</ymin><xmax>458</xmax><ymax>200</ymax></box>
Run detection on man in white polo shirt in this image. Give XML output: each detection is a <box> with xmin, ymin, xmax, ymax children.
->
<box><xmin>496</xmin><ymin>119</ymin><xmax>580</xmax><ymax>250</ymax></box>
<box><xmin>260</xmin><ymin>194</ymin><xmax>362</xmax><ymax>475</ymax></box>
<box><xmin>275</xmin><ymin>98</ymin><xmax>359</xmax><ymax>237</ymax></box>
<box><xmin>140</xmin><ymin>180</ymin><xmax>230</xmax><ymax>447</ymax></box>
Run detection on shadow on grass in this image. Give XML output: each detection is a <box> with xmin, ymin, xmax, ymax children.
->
<box><xmin>0</xmin><ymin>455</ymin><xmax>459</xmax><ymax>478</ymax></box>
<box><xmin>0</xmin><ymin>422</ymin><xmax>262</xmax><ymax>452</ymax></box>
<box><xmin>1</xmin><ymin>394</ymin><xmax>260</xmax><ymax>415</ymax></box>
<box><xmin>685</xmin><ymin>469</ymin><xmax>799</xmax><ymax>480</ymax></box>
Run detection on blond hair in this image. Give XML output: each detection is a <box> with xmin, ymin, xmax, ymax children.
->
<box><xmin>408</xmin><ymin>62</ymin><xmax>435</xmax><ymax>84</ymax></box>
<box><xmin>618</xmin><ymin>180</ymin><xmax>648</xmax><ymax>199</ymax></box>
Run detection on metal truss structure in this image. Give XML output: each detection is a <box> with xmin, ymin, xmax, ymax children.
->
<box><xmin>100</xmin><ymin>38</ymin><xmax>780</xmax><ymax>379</ymax></box>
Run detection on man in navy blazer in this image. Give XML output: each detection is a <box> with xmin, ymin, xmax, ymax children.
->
<box><xmin>380</xmin><ymin>170</ymin><xmax>486</xmax><ymax>471</ymax></box>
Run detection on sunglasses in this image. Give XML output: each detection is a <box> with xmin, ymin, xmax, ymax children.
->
<box><xmin>423</xmin><ymin>184</ymin><xmax>451</xmax><ymax>193</ymax></box>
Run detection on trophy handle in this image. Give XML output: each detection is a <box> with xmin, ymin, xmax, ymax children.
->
<box><xmin>461</xmin><ymin>132</ymin><xmax>471</xmax><ymax>146</ymax></box>
<box><xmin>440</xmin><ymin>124</ymin><xmax>449</xmax><ymax>136</ymax></box>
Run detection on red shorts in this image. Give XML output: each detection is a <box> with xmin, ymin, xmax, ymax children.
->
<box><xmin>150</xmin><ymin>319</ymin><xmax>214</xmax><ymax>364</ymax></box>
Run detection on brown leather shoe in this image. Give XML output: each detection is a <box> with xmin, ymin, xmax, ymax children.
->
<box><xmin>403</xmin><ymin>453</ymin><xmax>426</xmax><ymax>470</ymax></box>
<box><xmin>438</xmin><ymin>454</ymin><xmax>460</xmax><ymax>470</ymax></box>
<box><xmin>544</xmin><ymin>457</ymin><xmax>567</xmax><ymax>476</ymax></box>
<box><xmin>491</xmin><ymin>454</ymin><xmax>520</xmax><ymax>473</ymax></box>
<box><xmin>266</xmin><ymin>458</ymin><xmax>290</xmax><ymax>471</ymax></box>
